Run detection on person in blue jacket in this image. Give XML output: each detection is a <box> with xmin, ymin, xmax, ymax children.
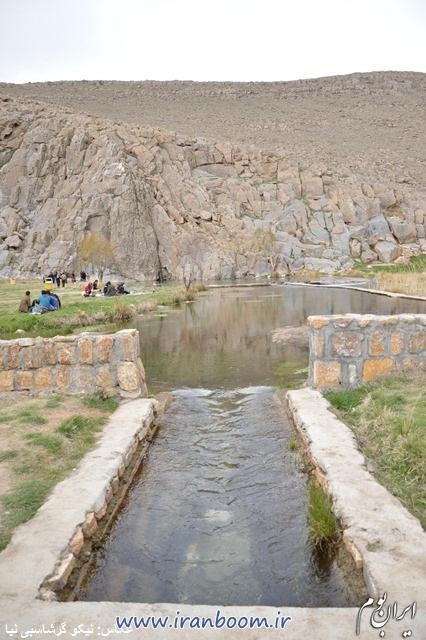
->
<box><xmin>48</xmin><ymin>293</ymin><xmax>60</xmax><ymax>310</ymax></box>
<box><xmin>37</xmin><ymin>290</ymin><xmax>57</xmax><ymax>311</ymax></box>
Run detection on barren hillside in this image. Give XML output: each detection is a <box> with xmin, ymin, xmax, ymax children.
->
<box><xmin>0</xmin><ymin>73</ymin><xmax>425</xmax><ymax>280</ymax></box>
<box><xmin>2</xmin><ymin>72</ymin><xmax>425</xmax><ymax>189</ymax></box>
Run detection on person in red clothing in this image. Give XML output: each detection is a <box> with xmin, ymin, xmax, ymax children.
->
<box><xmin>83</xmin><ymin>281</ymin><xmax>94</xmax><ymax>297</ymax></box>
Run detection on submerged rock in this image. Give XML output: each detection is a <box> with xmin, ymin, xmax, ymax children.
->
<box><xmin>271</xmin><ymin>325</ymin><xmax>309</xmax><ymax>348</ymax></box>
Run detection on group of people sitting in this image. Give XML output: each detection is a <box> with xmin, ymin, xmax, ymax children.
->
<box><xmin>82</xmin><ymin>280</ymin><xmax>130</xmax><ymax>297</ymax></box>
<box><xmin>103</xmin><ymin>281</ymin><xmax>130</xmax><ymax>296</ymax></box>
<box><xmin>18</xmin><ymin>290</ymin><xmax>61</xmax><ymax>314</ymax></box>
<box><xmin>18</xmin><ymin>278</ymin><xmax>131</xmax><ymax>313</ymax></box>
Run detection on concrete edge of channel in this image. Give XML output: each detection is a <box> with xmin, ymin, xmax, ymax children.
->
<box><xmin>286</xmin><ymin>387</ymin><xmax>426</xmax><ymax>609</ymax></box>
<box><xmin>284</xmin><ymin>280</ymin><xmax>426</xmax><ymax>302</ymax></box>
<box><xmin>0</xmin><ymin>391</ymin><xmax>425</xmax><ymax>638</ymax></box>
<box><xmin>0</xmin><ymin>398</ymin><xmax>159</xmax><ymax>603</ymax></box>
<box><xmin>1</xmin><ymin>600</ymin><xmax>422</xmax><ymax>640</ymax></box>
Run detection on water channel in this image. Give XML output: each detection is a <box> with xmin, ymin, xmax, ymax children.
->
<box><xmin>82</xmin><ymin>284</ymin><xmax>425</xmax><ymax>606</ymax></box>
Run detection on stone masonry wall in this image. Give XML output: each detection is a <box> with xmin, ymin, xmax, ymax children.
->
<box><xmin>0</xmin><ymin>329</ymin><xmax>147</xmax><ymax>398</ymax></box>
<box><xmin>308</xmin><ymin>314</ymin><xmax>426</xmax><ymax>389</ymax></box>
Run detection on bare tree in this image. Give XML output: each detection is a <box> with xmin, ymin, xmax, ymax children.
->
<box><xmin>178</xmin><ymin>235</ymin><xmax>207</xmax><ymax>290</ymax></box>
<box><xmin>223</xmin><ymin>233</ymin><xmax>252</xmax><ymax>280</ymax></box>
<box><xmin>249</xmin><ymin>229</ymin><xmax>283</xmax><ymax>275</ymax></box>
<box><xmin>78</xmin><ymin>232</ymin><xmax>115</xmax><ymax>283</ymax></box>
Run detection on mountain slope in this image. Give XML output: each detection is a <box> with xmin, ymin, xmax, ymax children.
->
<box><xmin>0</xmin><ymin>89</ymin><xmax>425</xmax><ymax>280</ymax></box>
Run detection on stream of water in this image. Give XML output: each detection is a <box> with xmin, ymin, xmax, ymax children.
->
<box><xmin>82</xmin><ymin>284</ymin><xmax>425</xmax><ymax>606</ymax></box>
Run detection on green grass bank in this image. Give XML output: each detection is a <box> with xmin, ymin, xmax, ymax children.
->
<box><xmin>0</xmin><ymin>392</ymin><xmax>118</xmax><ymax>551</ymax></box>
<box><xmin>326</xmin><ymin>370</ymin><xmax>426</xmax><ymax>529</ymax></box>
<box><xmin>0</xmin><ymin>280</ymin><xmax>203</xmax><ymax>340</ymax></box>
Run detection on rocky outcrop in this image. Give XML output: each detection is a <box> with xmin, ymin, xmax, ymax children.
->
<box><xmin>272</xmin><ymin>326</ymin><xmax>309</xmax><ymax>348</ymax></box>
<box><xmin>0</xmin><ymin>96</ymin><xmax>425</xmax><ymax>280</ymax></box>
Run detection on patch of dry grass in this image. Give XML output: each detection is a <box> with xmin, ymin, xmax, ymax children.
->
<box><xmin>346</xmin><ymin>255</ymin><xmax>426</xmax><ymax>297</ymax></box>
<box><xmin>374</xmin><ymin>272</ymin><xmax>426</xmax><ymax>297</ymax></box>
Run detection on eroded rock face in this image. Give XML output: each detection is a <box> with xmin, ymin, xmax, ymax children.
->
<box><xmin>0</xmin><ymin>96</ymin><xmax>425</xmax><ymax>279</ymax></box>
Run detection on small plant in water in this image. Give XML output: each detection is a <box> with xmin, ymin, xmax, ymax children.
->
<box><xmin>106</xmin><ymin>303</ymin><xmax>136</xmax><ymax>324</ymax></box>
<box><xmin>190</xmin><ymin>282</ymin><xmax>208</xmax><ymax>293</ymax></box>
<box><xmin>308</xmin><ymin>480</ymin><xmax>340</xmax><ymax>550</ymax></box>
<box><xmin>136</xmin><ymin>301</ymin><xmax>157</xmax><ymax>314</ymax></box>
<box><xmin>288</xmin><ymin>437</ymin><xmax>299</xmax><ymax>452</ymax></box>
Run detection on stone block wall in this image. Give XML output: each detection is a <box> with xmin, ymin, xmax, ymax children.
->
<box><xmin>0</xmin><ymin>329</ymin><xmax>147</xmax><ymax>398</ymax></box>
<box><xmin>308</xmin><ymin>314</ymin><xmax>426</xmax><ymax>389</ymax></box>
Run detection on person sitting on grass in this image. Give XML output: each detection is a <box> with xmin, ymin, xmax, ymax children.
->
<box><xmin>103</xmin><ymin>281</ymin><xmax>116</xmax><ymax>296</ymax></box>
<box><xmin>18</xmin><ymin>291</ymin><xmax>32</xmax><ymax>313</ymax></box>
<box><xmin>83</xmin><ymin>281</ymin><xmax>94</xmax><ymax>297</ymax></box>
<box><xmin>32</xmin><ymin>290</ymin><xmax>57</xmax><ymax>313</ymax></box>
<box><xmin>48</xmin><ymin>292</ymin><xmax>60</xmax><ymax>310</ymax></box>
<box><xmin>53</xmin><ymin>292</ymin><xmax>61</xmax><ymax>308</ymax></box>
<box><xmin>117</xmin><ymin>282</ymin><xmax>130</xmax><ymax>295</ymax></box>
<box><xmin>93</xmin><ymin>279</ymin><xmax>99</xmax><ymax>290</ymax></box>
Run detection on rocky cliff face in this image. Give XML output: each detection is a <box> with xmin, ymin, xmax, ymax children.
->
<box><xmin>0</xmin><ymin>96</ymin><xmax>425</xmax><ymax>280</ymax></box>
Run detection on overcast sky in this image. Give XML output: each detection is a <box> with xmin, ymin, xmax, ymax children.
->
<box><xmin>0</xmin><ymin>0</ymin><xmax>425</xmax><ymax>83</ymax></box>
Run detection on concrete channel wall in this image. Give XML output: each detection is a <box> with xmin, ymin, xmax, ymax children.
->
<box><xmin>308</xmin><ymin>313</ymin><xmax>426</xmax><ymax>389</ymax></box>
<box><xmin>0</xmin><ymin>329</ymin><xmax>147</xmax><ymax>398</ymax></box>
<box><xmin>0</xmin><ymin>399</ymin><xmax>158</xmax><ymax>603</ymax></box>
<box><xmin>286</xmin><ymin>388</ymin><xmax>426</xmax><ymax>633</ymax></box>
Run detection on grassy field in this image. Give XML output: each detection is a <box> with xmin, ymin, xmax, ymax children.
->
<box><xmin>347</xmin><ymin>255</ymin><xmax>426</xmax><ymax>297</ymax></box>
<box><xmin>326</xmin><ymin>371</ymin><xmax>426</xmax><ymax>529</ymax></box>
<box><xmin>0</xmin><ymin>279</ymin><xmax>200</xmax><ymax>339</ymax></box>
<box><xmin>0</xmin><ymin>392</ymin><xmax>118</xmax><ymax>550</ymax></box>
<box><xmin>0</xmin><ymin>278</ymin><xmax>206</xmax><ymax>547</ymax></box>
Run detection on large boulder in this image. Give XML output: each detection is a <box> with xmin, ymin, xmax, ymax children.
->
<box><xmin>366</xmin><ymin>215</ymin><xmax>391</xmax><ymax>246</ymax></box>
<box><xmin>350</xmin><ymin>238</ymin><xmax>362</xmax><ymax>258</ymax></box>
<box><xmin>372</xmin><ymin>183</ymin><xmax>396</xmax><ymax>208</ymax></box>
<box><xmin>272</xmin><ymin>325</ymin><xmax>309</xmax><ymax>348</ymax></box>
<box><xmin>283</xmin><ymin>200</ymin><xmax>308</xmax><ymax>229</ymax></box>
<box><xmin>301</xmin><ymin>173</ymin><xmax>323</xmax><ymax>198</ymax></box>
<box><xmin>387</xmin><ymin>217</ymin><xmax>417</xmax><ymax>243</ymax></box>
<box><xmin>0</xmin><ymin>223</ymin><xmax>8</xmax><ymax>239</ymax></box>
<box><xmin>302</xmin><ymin>220</ymin><xmax>330</xmax><ymax>245</ymax></box>
<box><xmin>374</xmin><ymin>240</ymin><xmax>400</xmax><ymax>262</ymax></box>
<box><xmin>5</xmin><ymin>234</ymin><xmax>22</xmax><ymax>248</ymax></box>
<box><xmin>304</xmin><ymin>257</ymin><xmax>340</xmax><ymax>273</ymax></box>
<box><xmin>361</xmin><ymin>246</ymin><xmax>378</xmax><ymax>263</ymax></box>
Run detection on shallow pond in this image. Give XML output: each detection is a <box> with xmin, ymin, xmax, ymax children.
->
<box><xmin>82</xmin><ymin>284</ymin><xmax>425</xmax><ymax>606</ymax></box>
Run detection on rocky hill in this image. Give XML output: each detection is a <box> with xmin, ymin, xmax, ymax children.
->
<box><xmin>2</xmin><ymin>72</ymin><xmax>426</xmax><ymax>190</ymax></box>
<box><xmin>0</xmin><ymin>73</ymin><xmax>425</xmax><ymax>280</ymax></box>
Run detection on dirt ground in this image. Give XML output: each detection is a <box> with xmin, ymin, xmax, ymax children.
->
<box><xmin>2</xmin><ymin>71</ymin><xmax>425</xmax><ymax>189</ymax></box>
